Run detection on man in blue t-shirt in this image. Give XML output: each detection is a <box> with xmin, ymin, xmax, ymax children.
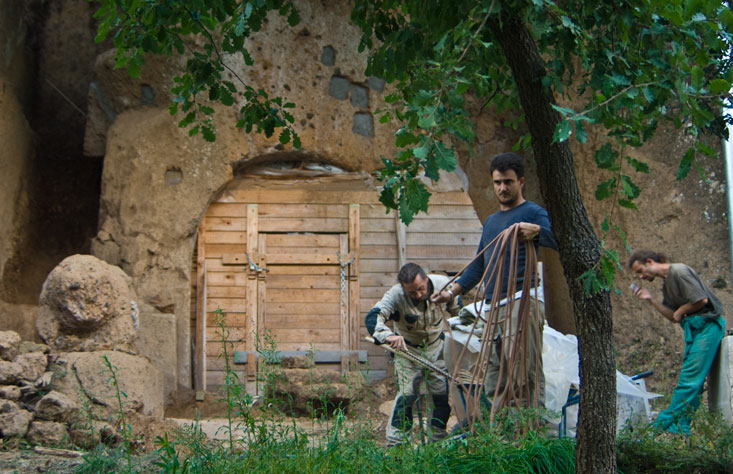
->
<box><xmin>432</xmin><ymin>152</ymin><xmax>557</xmax><ymax>408</ymax></box>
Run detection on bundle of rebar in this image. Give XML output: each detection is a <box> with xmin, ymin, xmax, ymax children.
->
<box><xmin>440</xmin><ymin>223</ymin><xmax>542</xmax><ymax>434</ymax></box>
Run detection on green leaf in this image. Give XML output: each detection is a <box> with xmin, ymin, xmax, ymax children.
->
<box><xmin>552</xmin><ymin>121</ymin><xmax>572</xmax><ymax>143</ymax></box>
<box><xmin>617</xmin><ymin>199</ymin><xmax>637</xmax><ymax>209</ymax></box>
<box><xmin>279</xmin><ymin>128</ymin><xmax>291</xmax><ymax>145</ymax></box>
<box><xmin>398</xmin><ymin>178</ymin><xmax>431</xmax><ymax>225</ymax></box>
<box><xmin>624</xmin><ymin>156</ymin><xmax>650</xmax><ymax>173</ymax></box>
<box><xmin>202</xmin><ymin>126</ymin><xmax>216</xmax><ymax>142</ymax></box>
<box><xmin>433</xmin><ymin>141</ymin><xmax>457</xmax><ymax>172</ymax></box>
<box><xmin>595</xmin><ymin>178</ymin><xmax>617</xmax><ymax>201</ymax></box>
<box><xmin>575</xmin><ymin>121</ymin><xmax>587</xmax><ymax>144</ymax></box>
<box><xmin>379</xmin><ymin>185</ymin><xmax>397</xmax><ymax>210</ymax></box>
<box><xmin>595</xmin><ymin>143</ymin><xmax>620</xmax><ymax>170</ymax></box>
<box><xmin>691</xmin><ymin>66</ymin><xmax>704</xmax><ymax>91</ymax></box>
<box><xmin>676</xmin><ymin>147</ymin><xmax>695</xmax><ymax>180</ymax></box>
<box><xmin>601</xmin><ymin>215</ymin><xmax>610</xmax><ymax>233</ymax></box>
<box><xmin>619</xmin><ymin>174</ymin><xmax>640</xmax><ymax>199</ymax></box>
<box><xmin>412</xmin><ymin>144</ymin><xmax>429</xmax><ymax>159</ymax></box>
<box><xmin>417</xmin><ymin>107</ymin><xmax>437</xmax><ymax>129</ymax></box>
<box><xmin>551</xmin><ymin>104</ymin><xmax>576</xmax><ymax>116</ymax></box>
<box><xmin>709</xmin><ymin>79</ymin><xmax>731</xmax><ymax>95</ymax></box>
<box><xmin>395</xmin><ymin>129</ymin><xmax>420</xmax><ymax>147</ymax></box>
<box><xmin>696</xmin><ymin>141</ymin><xmax>717</xmax><ymax>158</ymax></box>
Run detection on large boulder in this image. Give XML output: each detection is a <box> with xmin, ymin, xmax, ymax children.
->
<box><xmin>51</xmin><ymin>351</ymin><xmax>163</xmax><ymax>417</ymax></box>
<box><xmin>0</xmin><ymin>331</ymin><xmax>21</xmax><ymax>361</ymax></box>
<box><xmin>36</xmin><ymin>255</ymin><xmax>138</xmax><ymax>351</ymax></box>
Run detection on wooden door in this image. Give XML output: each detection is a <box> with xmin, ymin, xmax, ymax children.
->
<box><xmin>195</xmin><ymin>199</ymin><xmax>360</xmax><ymax>391</ymax></box>
<box><xmin>259</xmin><ymin>232</ymin><xmax>348</xmax><ymax>352</ymax></box>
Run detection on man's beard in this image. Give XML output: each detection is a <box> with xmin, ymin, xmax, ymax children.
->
<box><xmin>498</xmin><ymin>193</ymin><xmax>517</xmax><ymax>206</ymax></box>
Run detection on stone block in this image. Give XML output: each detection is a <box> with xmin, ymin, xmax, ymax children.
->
<box><xmin>133</xmin><ymin>311</ymin><xmax>178</xmax><ymax>398</ymax></box>
<box><xmin>352</xmin><ymin>113</ymin><xmax>374</xmax><ymax>137</ymax></box>
<box><xmin>0</xmin><ymin>408</ymin><xmax>33</xmax><ymax>438</ymax></box>
<box><xmin>0</xmin><ymin>331</ymin><xmax>21</xmax><ymax>361</ymax></box>
<box><xmin>36</xmin><ymin>391</ymin><xmax>78</xmax><ymax>422</ymax></box>
<box><xmin>37</xmin><ymin>254</ymin><xmax>137</xmax><ymax>352</ymax></box>
<box><xmin>27</xmin><ymin>421</ymin><xmax>68</xmax><ymax>446</ymax></box>
<box><xmin>349</xmin><ymin>84</ymin><xmax>369</xmax><ymax>108</ymax></box>
<box><xmin>321</xmin><ymin>45</ymin><xmax>335</xmax><ymax>66</ymax></box>
<box><xmin>328</xmin><ymin>75</ymin><xmax>349</xmax><ymax>100</ymax></box>
<box><xmin>367</xmin><ymin>76</ymin><xmax>385</xmax><ymax>92</ymax></box>
<box><xmin>52</xmin><ymin>351</ymin><xmax>164</xmax><ymax>417</ymax></box>
<box><xmin>15</xmin><ymin>352</ymin><xmax>48</xmax><ymax>382</ymax></box>
<box><xmin>0</xmin><ymin>385</ymin><xmax>21</xmax><ymax>400</ymax></box>
<box><xmin>19</xmin><ymin>341</ymin><xmax>49</xmax><ymax>355</ymax></box>
<box><xmin>0</xmin><ymin>360</ymin><xmax>23</xmax><ymax>384</ymax></box>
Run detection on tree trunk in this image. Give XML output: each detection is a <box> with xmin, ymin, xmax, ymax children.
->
<box><xmin>489</xmin><ymin>13</ymin><xmax>617</xmax><ymax>474</ymax></box>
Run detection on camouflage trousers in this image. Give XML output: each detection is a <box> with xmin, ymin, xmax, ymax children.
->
<box><xmin>386</xmin><ymin>338</ymin><xmax>450</xmax><ymax>445</ymax></box>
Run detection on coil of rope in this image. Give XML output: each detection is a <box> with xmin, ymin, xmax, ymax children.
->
<box><xmin>437</xmin><ymin>222</ymin><xmax>542</xmax><ymax>434</ymax></box>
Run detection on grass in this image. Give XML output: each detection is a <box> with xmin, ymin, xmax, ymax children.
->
<box><xmin>616</xmin><ymin>410</ymin><xmax>733</xmax><ymax>473</ymax></box>
<box><xmin>69</xmin><ymin>310</ymin><xmax>733</xmax><ymax>474</ymax></box>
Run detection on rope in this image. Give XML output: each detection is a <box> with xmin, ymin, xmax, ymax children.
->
<box><xmin>439</xmin><ymin>223</ymin><xmax>542</xmax><ymax>434</ymax></box>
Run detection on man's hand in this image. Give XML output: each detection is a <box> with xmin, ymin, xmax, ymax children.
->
<box><xmin>632</xmin><ymin>285</ymin><xmax>652</xmax><ymax>301</ymax></box>
<box><xmin>518</xmin><ymin>222</ymin><xmax>540</xmax><ymax>241</ymax></box>
<box><xmin>431</xmin><ymin>290</ymin><xmax>452</xmax><ymax>304</ymax></box>
<box><xmin>385</xmin><ymin>335</ymin><xmax>407</xmax><ymax>350</ymax></box>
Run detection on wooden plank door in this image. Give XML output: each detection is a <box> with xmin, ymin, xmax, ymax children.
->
<box><xmin>260</xmin><ymin>232</ymin><xmax>346</xmax><ymax>353</ymax></box>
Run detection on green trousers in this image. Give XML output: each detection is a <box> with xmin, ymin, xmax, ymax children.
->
<box><xmin>653</xmin><ymin>315</ymin><xmax>725</xmax><ymax>434</ymax></box>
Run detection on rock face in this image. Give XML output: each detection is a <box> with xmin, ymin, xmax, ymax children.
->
<box><xmin>51</xmin><ymin>351</ymin><xmax>164</xmax><ymax>417</ymax></box>
<box><xmin>36</xmin><ymin>254</ymin><xmax>138</xmax><ymax>351</ymax></box>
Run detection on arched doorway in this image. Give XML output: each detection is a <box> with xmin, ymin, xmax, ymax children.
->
<box><xmin>192</xmin><ymin>163</ymin><xmax>484</xmax><ymax>392</ymax></box>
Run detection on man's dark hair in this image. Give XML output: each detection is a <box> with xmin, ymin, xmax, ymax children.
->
<box><xmin>490</xmin><ymin>153</ymin><xmax>525</xmax><ymax>179</ymax></box>
<box><xmin>397</xmin><ymin>262</ymin><xmax>426</xmax><ymax>284</ymax></box>
<box><xmin>628</xmin><ymin>250</ymin><xmax>668</xmax><ymax>268</ymax></box>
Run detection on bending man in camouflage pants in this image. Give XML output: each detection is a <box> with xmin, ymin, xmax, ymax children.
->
<box><xmin>366</xmin><ymin>263</ymin><xmax>460</xmax><ymax>445</ymax></box>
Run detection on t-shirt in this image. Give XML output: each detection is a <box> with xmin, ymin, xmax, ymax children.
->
<box><xmin>457</xmin><ymin>200</ymin><xmax>557</xmax><ymax>300</ymax></box>
<box><xmin>662</xmin><ymin>263</ymin><xmax>723</xmax><ymax>319</ymax></box>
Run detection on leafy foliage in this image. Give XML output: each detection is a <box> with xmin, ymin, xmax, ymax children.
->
<box><xmin>351</xmin><ymin>0</ymin><xmax>733</xmax><ymax>291</ymax></box>
<box><xmin>93</xmin><ymin>0</ymin><xmax>301</xmax><ymax>145</ymax></box>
